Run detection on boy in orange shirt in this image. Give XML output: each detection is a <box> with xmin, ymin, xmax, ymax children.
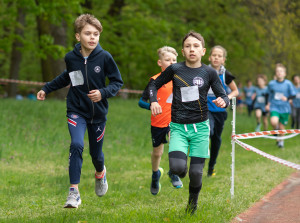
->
<box><xmin>139</xmin><ymin>46</ymin><xmax>183</xmax><ymax>195</ymax></box>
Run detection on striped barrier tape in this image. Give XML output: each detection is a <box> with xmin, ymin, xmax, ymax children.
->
<box><xmin>262</xmin><ymin>133</ymin><xmax>299</xmax><ymax>140</ymax></box>
<box><xmin>233</xmin><ymin>138</ymin><xmax>300</xmax><ymax>170</ymax></box>
<box><xmin>0</xmin><ymin>78</ymin><xmax>143</xmax><ymax>94</ymax></box>
<box><xmin>232</xmin><ymin>129</ymin><xmax>300</xmax><ymax>139</ymax></box>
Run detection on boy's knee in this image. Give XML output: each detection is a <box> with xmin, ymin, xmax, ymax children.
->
<box><xmin>169</xmin><ymin>151</ymin><xmax>188</xmax><ymax>178</ymax></box>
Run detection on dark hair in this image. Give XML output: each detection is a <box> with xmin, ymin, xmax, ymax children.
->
<box><xmin>182</xmin><ymin>31</ymin><xmax>205</xmax><ymax>48</ymax></box>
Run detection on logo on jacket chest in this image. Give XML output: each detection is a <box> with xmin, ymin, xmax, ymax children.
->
<box><xmin>193</xmin><ymin>77</ymin><xmax>204</xmax><ymax>87</ymax></box>
<box><xmin>94</xmin><ymin>66</ymin><xmax>101</xmax><ymax>73</ymax></box>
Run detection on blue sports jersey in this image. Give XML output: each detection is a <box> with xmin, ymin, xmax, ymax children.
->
<box><xmin>292</xmin><ymin>86</ymin><xmax>300</xmax><ymax>108</ymax></box>
<box><xmin>267</xmin><ymin>79</ymin><xmax>296</xmax><ymax>113</ymax></box>
<box><xmin>243</xmin><ymin>86</ymin><xmax>255</xmax><ymax>105</ymax></box>
<box><xmin>253</xmin><ymin>86</ymin><xmax>268</xmax><ymax>112</ymax></box>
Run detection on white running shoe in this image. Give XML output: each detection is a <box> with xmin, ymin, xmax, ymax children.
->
<box><xmin>64</xmin><ymin>187</ymin><xmax>81</xmax><ymax>208</ymax></box>
<box><xmin>95</xmin><ymin>165</ymin><xmax>108</xmax><ymax>197</ymax></box>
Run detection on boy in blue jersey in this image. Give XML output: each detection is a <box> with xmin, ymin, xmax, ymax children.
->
<box><xmin>290</xmin><ymin>74</ymin><xmax>300</xmax><ymax>129</ymax></box>
<box><xmin>243</xmin><ymin>79</ymin><xmax>255</xmax><ymax>116</ymax></box>
<box><xmin>207</xmin><ymin>45</ymin><xmax>238</xmax><ymax>177</ymax></box>
<box><xmin>265</xmin><ymin>63</ymin><xmax>296</xmax><ymax>148</ymax></box>
<box><xmin>253</xmin><ymin>74</ymin><xmax>269</xmax><ymax>132</ymax></box>
<box><xmin>37</xmin><ymin>14</ymin><xmax>123</xmax><ymax>208</ymax></box>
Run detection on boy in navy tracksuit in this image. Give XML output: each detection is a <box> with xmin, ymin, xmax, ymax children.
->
<box><xmin>37</xmin><ymin>14</ymin><xmax>123</xmax><ymax>208</ymax></box>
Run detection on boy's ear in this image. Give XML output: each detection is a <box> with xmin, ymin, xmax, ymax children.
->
<box><xmin>201</xmin><ymin>48</ymin><xmax>206</xmax><ymax>56</ymax></box>
<box><xmin>157</xmin><ymin>59</ymin><xmax>162</xmax><ymax>67</ymax></box>
<box><xmin>75</xmin><ymin>33</ymin><xmax>80</xmax><ymax>42</ymax></box>
<box><xmin>181</xmin><ymin>49</ymin><xmax>185</xmax><ymax>57</ymax></box>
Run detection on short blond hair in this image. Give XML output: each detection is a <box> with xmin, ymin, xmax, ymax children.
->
<box><xmin>157</xmin><ymin>46</ymin><xmax>178</xmax><ymax>59</ymax></box>
<box><xmin>210</xmin><ymin>45</ymin><xmax>227</xmax><ymax>58</ymax></box>
<box><xmin>74</xmin><ymin>14</ymin><xmax>103</xmax><ymax>33</ymax></box>
<box><xmin>275</xmin><ymin>63</ymin><xmax>286</xmax><ymax>72</ymax></box>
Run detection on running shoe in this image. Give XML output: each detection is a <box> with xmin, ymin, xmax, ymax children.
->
<box><xmin>255</xmin><ymin>124</ymin><xmax>261</xmax><ymax>132</ymax></box>
<box><xmin>95</xmin><ymin>165</ymin><xmax>108</xmax><ymax>197</ymax></box>
<box><xmin>168</xmin><ymin>171</ymin><xmax>183</xmax><ymax>188</ymax></box>
<box><xmin>64</xmin><ymin>187</ymin><xmax>81</xmax><ymax>208</ymax></box>
<box><xmin>207</xmin><ymin>168</ymin><xmax>216</xmax><ymax>177</ymax></box>
<box><xmin>150</xmin><ymin>167</ymin><xmax>163</xmax><ymax>195</ymax></box>
<box><xmin>278</xmin><ymin>140</ymin><xmax>284</xmax><ymax>149</ymax></box>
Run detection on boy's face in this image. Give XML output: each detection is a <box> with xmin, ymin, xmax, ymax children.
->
<box><xmin>209</xmin><ymin>48</ymin><xmax>225</xmax><ymax>69</ymax></box>
<box><xmin>294</xmin><ymin>76</ymin><xmax>300</xmax><ymax>85</ymax></box>
<box><xmin>75</xmin><ymin>24</ymin><xmax>100</xmax><ymax>54</ymax></box>
<box><xmin>275</xmin><ymin>67</ymin><xmax>286</xmax><ymax>81</ymax></box>
<box><xmin>182</xmin><ymin>36</ymin><xmax>206</xmax><ymax>65</ymax></box>
<box><xmin>157</xmin><ymin>52</ymin><xmax>177</xmax><ymax>71</ymax></box>
<box><xmin>257</xmin><ymin>77</ymin><xmax>266</xmax><ymax>88</ymax></box>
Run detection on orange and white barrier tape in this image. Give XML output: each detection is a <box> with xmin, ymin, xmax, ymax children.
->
<box><xmin>0</xmin><ymin>78</ymin><xmax>143</xmax><ymax>94</ymax></box>
<box><xmin>233</xmin><ymin>138</ymin><xmax>300</xmax><ymax>170</ymax></box>
<box><xmin>233</xmin><ymin>129</ymin><xmax>300</xmax><ymax>139</ymax></box>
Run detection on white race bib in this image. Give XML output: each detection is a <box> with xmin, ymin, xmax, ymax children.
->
<box><xmin>257</xmin><ymin>96</ymin><xmax>265</xmax><ymax>103</ymax></box>
<box><xmin>180</xmin><ymin>86</ymin><xmax>199</xmax><ymax>102</ymax></box>
<box><xmin>274</xmin><ymin>92</ymin><xmax>284</xmax><ymax>100</ymax></box>
<box><xmin>296</xmin><ymin>92</ymin><xmax>300</xmax><ymax>99</ymax></box>
<box><xmin>69</xmin><ymin>70</ymin><xmax>84</xmax><ymax>86</ymax></box>
<box><xmin>166</xmin><ymin>93</ymin><xmax>173</xmax><ymax>103</ymax></box>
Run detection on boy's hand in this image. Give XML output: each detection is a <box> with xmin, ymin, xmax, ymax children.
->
<box><xmin>265</xmin><ymin>104</ymin><xmax>270</xmax><ymax>111</ymax></box>
<box><xmin>88</xmin><ymin>90</ymin><xmax>102</xmax><ymax>102</ymax></box>
<box><xmin>37</xmin><ymin>90</ymin><xmax>46</xmax><ymax>100</ymax></box>
<box><xmin>150</xmin><ymin>102</ymin><xmax>162</xmax><ymax>116</ymax></box>
<box><xmin>212</xmin><ymin>97</ymin><xmax>226</xmax><ymax>108</ymax></box>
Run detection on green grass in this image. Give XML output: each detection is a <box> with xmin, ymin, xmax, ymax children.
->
<box><xmin>0</xmin><ymin>98</ymin><xmax>299</xmax><ymax>223</ymax></box>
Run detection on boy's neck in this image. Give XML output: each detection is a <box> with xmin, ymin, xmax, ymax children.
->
<box><xmin>211</xmin><ymin>65</ymin><xmax>221</xmax><ymax>71</ymax></box>
<box><xmin>185</xmin><ymin>60</ymin><xmax>202</xmax><ymax>68</ymax></box>
<box><xmin>80</xmin><ymin>48</ymin><xmax>92</xmax><ymax>58</ymax></box>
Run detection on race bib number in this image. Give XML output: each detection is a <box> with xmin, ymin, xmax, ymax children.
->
<box><xmin>257</xmin><ymin>96</ymin><xmax>265</xmax><ymax>103</ymax></box>
<box><xmin>166</xmin><ymin>93</ymin><xmax>173</xmax><ymax>103</ymax></box>
<box><xmin>296</xmin><ymin>92</ymin><xmax>300</xmax><ymax>99</ymax></box>
<box><xmin>274</xmin><ymin>92</ymin><xmax>284</xmax><ymax>100</ymax></box>
<box><xmin>69</xmin><ymin>70</ymin><xmax>84</xmax><ymax>86</ymax></box>
<box><xmin>180</xmin><ymin>86</ymin><xmax>199</xmax><ymax>102</ymax></box>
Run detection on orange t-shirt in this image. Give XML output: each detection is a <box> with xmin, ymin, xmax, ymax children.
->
<box><xmin>151</xmin><ymin>73</ymin><xmax>173</xmax><ymax>128</ymax></box>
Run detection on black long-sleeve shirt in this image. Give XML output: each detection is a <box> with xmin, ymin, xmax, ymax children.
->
<box><xmin>149</xmin><ymin>62</ymin><xmax>230</xmax><ymax>124</ymax></box>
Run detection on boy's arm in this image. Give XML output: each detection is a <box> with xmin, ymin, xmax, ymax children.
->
<box><xmin>148</xmin><ymin>66</ymin><xmax>174</xmax><ymax>116</ymax></box>
<box><xmin>138</xmin><ymin>79</ymin><xmax>154</xmax><ymax>110</ymax></box>
<box><xmin>148</xmin><ymin>66</ymin><xmax>173</xmax><ymax>103</ymax></box>
<box><xmin>42</xmin><ymin>70</ymin><xmax>70</xmax><ymax>94</ymax></box>
<box><xmin>210</xmin><ymin>71</ymin><xmax>230</xmax><ymax>108</ymax></box>
<box><xmin>100</xmin><ymin>54</ymin><xmax>123</xmax><ymax>99</ymax></box>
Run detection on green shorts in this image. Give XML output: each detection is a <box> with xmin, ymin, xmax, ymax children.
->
<box><xmin>270</xmin><ymin>111</ymin><xmax>289</xmax><ymax>125</ymax></box>
<box><xmin>169</xmin><ymin>121</ymin><xmax>210</xmax><ymax>158</ymax></box>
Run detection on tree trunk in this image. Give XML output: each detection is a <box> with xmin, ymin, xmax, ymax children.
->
<box><xmin>7</xmin><ymin>7</ymin><xmax>25</xmax><ymax>98</ymax></box>
<box><xmin>36</xmin><ymin>16</ymin><xmax>68</xmax><ymax>99</ymax></box>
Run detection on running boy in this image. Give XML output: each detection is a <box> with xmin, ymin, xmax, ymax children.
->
<box><xmin>149</xmin><ymin>31</ymin><xmax>230</xmax><ymax>214</ymax></box>
<box><xmin>290</xmin><ymin>74</ymin><xmax>300</xmax><ymax>129</ymax></box>
<box><xmin>138</xmin><ymin>46</ymin><xmax>183</xmax><ymax>195</ymax></box>
<box><xmin>207</xmin><ymin>45</ymin><xmax>238</xmax><ymax>177</ymax></box>
<box><xmin>265</xmin><ymin>63</ymin><xmax>296</xmax><ymax>148</ymax></box>
<box><xmin>37</xmin><ymin>14</ymin><xmax>123</xmax><ymax>208</ymax></box>
<box><xmin>253</xmin><ymin>74</ymin><xmax>269</xmax><ymax>132</ymax></box>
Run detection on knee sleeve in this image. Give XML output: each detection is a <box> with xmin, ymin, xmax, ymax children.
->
<box><xmin>189</xmin><ymin>157</ymin><xmax>205</xmax><ymax>188</ymax></box>
<box><xmin>169</xmin><ymin>151</ymin><xmax>188</xmax><ymax>178</ymax></box>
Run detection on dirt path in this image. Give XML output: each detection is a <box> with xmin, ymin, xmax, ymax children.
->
<box><xmin>232</xmin><ymin>171</ymin><xmax>300</xmax><ymax>223</ymax></box>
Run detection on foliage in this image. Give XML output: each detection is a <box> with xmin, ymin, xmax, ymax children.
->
<box><xmin>0</xmin><ymin>0</ymin><xmax>300</xmax><ymax>91</ymax></box>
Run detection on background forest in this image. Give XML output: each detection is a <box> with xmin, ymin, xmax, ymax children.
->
<box><xmin>1</xmin><ymin>0</ymin><xmax>300</xmax><ymax>98</ymax></box>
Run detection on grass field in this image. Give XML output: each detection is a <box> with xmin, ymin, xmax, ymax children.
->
<box><xmin>0</xmin><ymin>98</ymin><xmax>299</xmax><ymax>223</ymax></box>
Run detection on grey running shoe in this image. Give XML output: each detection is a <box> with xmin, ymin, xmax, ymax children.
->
<box><xmin>278</xmin><ymin>140</ymin><xmax>284</xmax><ymax>149</ymax></box>
<box><xmin>150</xmin><ymin>167</ymin><xmax>163</xmax><ymax>195</ymax></box>
<box><xmin>95</xmin><ymin>165</ymin><xmax>108</xmax><ymax>197</ymax></box>
<box><xmin>64</xmin><ymin>187</ymin><xmax>81</xmax><ymax>208</ymax></box>
<box><xmin>168</xmin><ymin>171</ymin><xmax>183</xmax><ymax>188</ymax></box>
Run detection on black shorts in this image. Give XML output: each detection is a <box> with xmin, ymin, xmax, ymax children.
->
<box><xmin>151</xmin><ymin>125</ymin><xmax>170</xmax><ymax>147</ymax></box>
